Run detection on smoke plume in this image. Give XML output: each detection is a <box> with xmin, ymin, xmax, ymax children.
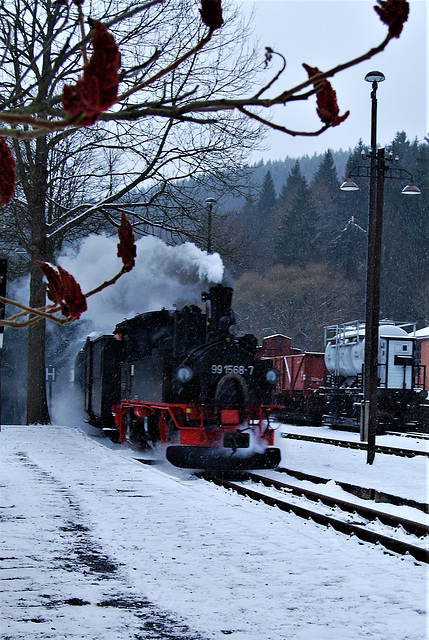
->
<box><xmin>59</xmin><ymin>235</ymin><xmax>224</xmax><ymax>332</ymax></box>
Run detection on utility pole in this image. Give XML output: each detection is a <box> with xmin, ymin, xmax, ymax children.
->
<box><xmin>340</xmin><ymin>71</ymin><xmax>421</xmax><ymax>464</ymax></box>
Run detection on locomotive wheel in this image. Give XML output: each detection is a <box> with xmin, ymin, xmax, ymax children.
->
<box><xmin>108</xmin><ymin>430</ymin><xmax>120</xmax><ymax>444</ymax></box>
<box><xmin>144</xmin><ymin>413</ymin><xmax>162</xmax><ymax>446</ymax></box>
<box><xmin>123</xmin><ymin>413</ymin><xmax>148</xmax><ymax>448</ymax></box>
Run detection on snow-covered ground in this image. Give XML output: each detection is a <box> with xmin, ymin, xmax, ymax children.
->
<box><xmin>1</xmin><ymin>422</ymin><xmax>428</xmax><ymax>640</ymax></box>
<box><xmin>271</xmin><ymin>422</ymin><xmax>429</xmax><ymax>504</ymax></box>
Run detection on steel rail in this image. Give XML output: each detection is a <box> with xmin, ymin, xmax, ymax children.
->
<box><xmin>200</xmin><ymin>473</ymin><xmax>429</xmax><ymax>564</ymax></box>
<box><xmin>385</xmin><ymin>431</ymin><xmax>429</xmax><ymax>440</ymax></box>
<box><xmin>247</xmin><ymin>473</ymin><xmax>429</xmax><ymax>537</ymax></box>
<box><xmin>279</xmin><ymin>432</ymin><xmax>429</xmax><ymax>458</ymax></box>
<box><xmin>276</xmin><ymin>467</ymin><xmax>428</xmax><ymax>515</ymax></box>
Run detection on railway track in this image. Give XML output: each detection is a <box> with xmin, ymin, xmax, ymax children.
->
<box><xmin>279</xmin><ymin>431</ymin><xmax>429</xmax><ymax>458</ymax></box>
<box><xmin>385</xmin><ymin>430</ymin><xmax>429</xmax><ymax>440</ymax></box>
<box><xmin>199</xmin><ymin>471</ymin><xmax>428</xmax><ymax>564</ymax></box>
<box><xmin>276</xmin><ymin>466</ymin><xmax>428</xmax><ymax>514</ymax></box>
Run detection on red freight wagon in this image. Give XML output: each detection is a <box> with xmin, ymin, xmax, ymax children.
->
<box><xmin>277</xmin><ymin>352</ymin><xmax>327</xmax><ymax>393</ymax></box>
<box><xmin>258</xmin><ymin>335</ymin><xmax>327</xmax><ymax>425</ymax></box>
<box><xmin>415</xmin><ymin>327</ymin><xmax>429</xmax><ymax>392</ymax></box>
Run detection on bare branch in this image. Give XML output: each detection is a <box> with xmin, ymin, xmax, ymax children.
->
<box><xmin>253</xmin><ymin>48</ymin><xmax>286</xmax><ymax>99</ymax></box>
<box><xmin>0</xmin><ymin>27</ymin><xmax>393</xmax><ymax>140</ymax></box>
<box><xmin>117</xmin><ymin>29</ymin><xmax>215</xmax><ymax>100</ymax></box>
<box><xmin>0</xmin><ymin>264</ymin><xmax>131</xmax><ymax>328</ymax></box>
<box><xmin>237</xmin><ymin>106</ymin><xmax>329</xmax><ymax>138</ymax></box>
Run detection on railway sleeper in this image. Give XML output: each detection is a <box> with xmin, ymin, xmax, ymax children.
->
<box><xmin>277</xmin><ymin>467</ymin><xmax>429</xmax><ymax>515</ymax></box>
<box><xmin>202</xmin><ymin>474</ymin><xmax>429</xmax><ymax>564</ymax></box>
<box><xmin>248</xmin><ymin>473</ymin><xmax>429</xmax><ymax>538</ymax></box>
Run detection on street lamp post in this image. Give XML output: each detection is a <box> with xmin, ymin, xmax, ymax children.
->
<box><xmin>365</xmin><ymin>71</ymin><xmax>385</xmax><ymax>465</ymax></box>
<box><xmin>340</xmin><ymin>72</ymin><xmax>421</xmax><ymax>465</ymax></box>
<box><xmin>205</xmin><ymin>197</ymin><xmax>216</xmax><ymax>253</ymax></box>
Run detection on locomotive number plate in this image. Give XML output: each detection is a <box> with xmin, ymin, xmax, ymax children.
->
<box><xmin>211</xmin><ymin>364</ymin><xmax>254</xmax><ymax>375</ymax></box>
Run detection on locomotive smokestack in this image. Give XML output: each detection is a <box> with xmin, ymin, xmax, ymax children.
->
<box><xmin>202</xmin><ymin>284</ymin><xmax>235</xmax><ymax>339</ymax></box>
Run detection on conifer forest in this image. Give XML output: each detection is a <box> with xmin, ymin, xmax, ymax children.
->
<box><xmin>219</xmin><ymin>133</ymin><xmax>428</xmax><ymax>351</ymax></box>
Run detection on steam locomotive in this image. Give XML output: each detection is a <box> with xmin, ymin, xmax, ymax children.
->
<box><xmin>75</xmin><ymin>285</ymin><xmax>282</xmax><ymax>469</ymax></box>
<box><xmin>260</xmin><ymin>321</ymin><xmax>428</xmax><ymax>432</ymax></box>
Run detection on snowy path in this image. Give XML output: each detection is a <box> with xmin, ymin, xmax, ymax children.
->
<box><xmin>1</xmin><ymin>430</ymin><xmax>205</xmax><ymax>640</ymax></box>
<box><xmin>1</xmin><ymin>424</ymin><xmax>427</xmax><ymax>640</ymax></box>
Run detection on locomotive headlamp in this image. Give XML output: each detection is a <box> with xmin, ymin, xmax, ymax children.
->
<box><xmin>229</xmin><ymin>323</ymin><xmax>239</xmax><ymax>337</ymax></box>
<box><xmin>176</xmin><ymin>365</ymin><xmax>193</xmax><ymax>383</ymax></box>
<box><xmin>266</xmin><ymin>369</ymin><xmax>280</xmax><ymax>384</ymax></box>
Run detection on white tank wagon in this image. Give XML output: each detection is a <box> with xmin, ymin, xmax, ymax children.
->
<box><xmin>322</xmin><ymin>321</ymin><xmax>428</xmax><ymax>432</ymax></box>
<box><xmin>324</xmin><ymin>321</ymin><xmax>416</xmax><ymax>389</ymax></box>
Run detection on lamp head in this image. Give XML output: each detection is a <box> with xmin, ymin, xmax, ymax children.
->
<box><xmin>340</xmin><ymin>179</ymin><xmax>360</xmax><ymax>192</ymax></box>
<box><xmin>402</xmin><ymin>180</ymin><xmax>421</xmax><ymax>195</ymax></box>
<box><xmin>365</xmin><ymin>71</ymin><xmax>385</xmax><ymax>84</ymax></box>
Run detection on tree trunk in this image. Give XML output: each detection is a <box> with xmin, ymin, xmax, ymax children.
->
<box><xmin>25</xmin><ymin>140</ymin><xmax>50</xmax><ymax>425</ymax></box>
<box><xmin>26</xmin><ymin>320</ymin><xmax>50</xmax><ymax>424</ymax></box>
<box><xmin>26</xmin><ymin>226</ymin><xmax>50</xmax><ymax>424</ymax></box>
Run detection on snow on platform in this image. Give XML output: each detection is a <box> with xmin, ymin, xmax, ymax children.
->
<box><xmin>0</xmin><ymin>424</ymin><xmax>427</xmax><ymax>640</ymax></box>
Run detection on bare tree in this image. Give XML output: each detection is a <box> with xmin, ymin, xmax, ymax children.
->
<box><xmin>233</xmin><ymin>263</ymin><xmax>360</xmax><ymax>351</ymax></box>
<box><xmin>0</xmin><ymin>0</ymin><xmax>410</xmax><ymax>423</ymax></box>
<box><xmin>0</xmin><ymin>0</ymin><xmax>265</xmax><ymax>423</ymax></box>
<box><xmin>0</xmin><ymin>1</ymin><xmax>406</xmax><ymax>141</ymax></box>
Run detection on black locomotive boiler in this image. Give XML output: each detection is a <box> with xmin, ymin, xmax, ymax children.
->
<box><xmin>75</xmin><ymin>285</ymin><xmax>282</xmax><ymax>469</ymax></box>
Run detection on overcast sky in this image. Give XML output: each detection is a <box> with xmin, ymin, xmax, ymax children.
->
<box><xmin>234</xmin><ymin>0</ymin><xmax>427</xmax><ymax>161</ymax></box>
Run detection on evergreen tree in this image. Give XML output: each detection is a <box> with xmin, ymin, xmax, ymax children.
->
<box><xmin>277</xmin><ymin>160</ymin><xmax>303</xmax><ymax>209</ymax></box>
<box><xmin>380</xmin><ymin>133</ymin><xmax>429</xmax><ymax>323</ymax></box>
<box><xmin>241</xmin><ymin>188</ymin><xmax>258</xmax><ymax>231</ymax></box>
<box><xmin>274</xmin><ymin>173</ymin><xmax>319</xmax><ymax>268</ymax></box>
<box><xmin>310</xmin><ymin>150</ymin><xmax>342</xmax><ymax>261</ymax></box>
<box><xmin>254</xmin><ymin>170</ymin><xmax>277</xmax><ymax>235</ymax></box>
<box><xmin>312</xmin><ymin>150</ymin><xmax>341</xmax><ymax>199</ymax></box>
<box><xmin>328</xmin><ymin>216</ymin><xmax>367</xmax><ymax>299</ymax></box>
<box><xmin>241</xmin><ymin>170</ymin><xmax>278</xmax><ymax>273</ymax></box>
<box><xmin>324</xmin><ymin>140</ymin><xmax>369</xmax><ymax>291</ymax></box>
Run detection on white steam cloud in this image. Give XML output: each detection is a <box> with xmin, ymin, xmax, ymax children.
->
<box><xmin>59</xmin><ymin>235</ymin><xmax>224</xmax><ymax>332</ymax></box>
